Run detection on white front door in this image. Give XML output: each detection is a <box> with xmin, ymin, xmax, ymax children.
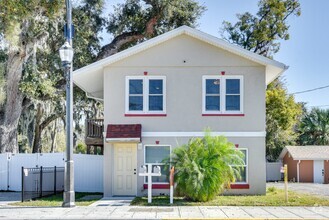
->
<box><xmin>113</xmin><ymin>143</ymin><xmax>137</xmax><ymax>196</ymax></box>
<box><xmin>313</xmin><ymin>160</ymin><xmax>324</xmax><ymax>183</ymax></box>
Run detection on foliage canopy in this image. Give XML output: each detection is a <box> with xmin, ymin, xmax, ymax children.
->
<box><xmin>297</xmin><ymin>108</ymin><xmax>329</xmax><ymax>146</ymax></box>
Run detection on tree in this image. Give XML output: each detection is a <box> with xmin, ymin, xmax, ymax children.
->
<box><xmin>170</xmin><ymin>133</ymin><xmax>244</xmax><ymax>202</ymax></box>
<box><xmin>99</xmin><ymin>0</ymin><xmax>205</xmax><ymax>59</ymax></box>
<box><xmin>21</xmin><ymin>0</ymin><xmax>105</xmax><ymax>153</ymax></box>
<box><xmin>0</xmin><ymin>0</ymin><xmax>63</xmax><ymax>153</ymax></box>
<box><xmin>221</xmin><ymin>0</ymin><xmax>302</xmax><ymax>161</ymax></box>
<box><xmin>222</xmin><ymin>0</ymin><xmax>301</xmax><ymax>58</ymax></box>
<box><xmin>1</xmin><ymin>0</ymin><xmax>105</xmax><ymax>153</ymax></box>
<box><xmin>1</xmin><ymin>0</ymin><xmax>205</xmax><ymax>153</ymax></box>
<box><xmin>297</xmin><ymin>108</ymin><xmax>329</xmax><ymax>145</ymax></box>
<box><xmin>266</xmin><ymin>80</ymin><xmax>302</xmax><ymax>161</ymax></box>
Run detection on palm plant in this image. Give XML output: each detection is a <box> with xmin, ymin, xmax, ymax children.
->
<box><xmin>170</xmin><ymin>132</ymin><xmax>244</xmax><ymax>202</ymax></box>
<box><xmin>298</xmin><ymin>108</ymin><xmax>329</xmax><ymax>145</ymax></box>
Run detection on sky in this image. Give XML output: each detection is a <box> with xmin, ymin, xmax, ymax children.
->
<box><xmin>103</xmin><ymin>0</ymin><xmax>329</xmax><ymax>109</ymax></box>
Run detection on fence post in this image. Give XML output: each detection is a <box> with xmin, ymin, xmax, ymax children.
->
<box><xmin>54</xmin><ymin>166</ymin><xmax>57</xmax><ymax>195</ymax></box>
<box><xmin>21</xmin><ymin>167</ymin><xmax>24</xmax><ymax>202</ymax></box>
<box><xmin>40</xmin><ymin>166</ymin><xmax>43</xmax><ymax>198</ymax></box>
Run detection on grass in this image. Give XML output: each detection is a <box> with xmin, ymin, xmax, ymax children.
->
<box><xmin>11</xmin><ymin>192</ymin><xmax>102</xmax><ymax>207</ymax></box>
<box><xmin>131</xmin><ymin>187</ymin><xmax>329</xmax><ymax>206</ymax></box>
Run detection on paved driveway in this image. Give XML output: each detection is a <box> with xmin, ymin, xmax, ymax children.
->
<box><xmin>267</xmin><ymin>182</ymin><xmax>329</xmax><ymax>198</ymax></box>
<box><xmin>0</xmin><ymin>192</ymin><xmax>20</xmax><ymax>206</ymax></box>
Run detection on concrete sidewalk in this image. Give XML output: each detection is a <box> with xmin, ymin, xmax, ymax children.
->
<box><xmin>1</xmin><ymin>205</ymin><xmax>329</xmax><ymax>219</ymax></box>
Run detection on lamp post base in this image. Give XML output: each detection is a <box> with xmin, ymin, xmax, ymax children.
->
<box><xmin>62</xmin><ymin>191</ymin><xmax>75</xmax><ymax>207</ymax></box>
<box><xmin>62</xmin><ymin>159</ymin><xmax>75</xmax><ymax>207</ymax></box>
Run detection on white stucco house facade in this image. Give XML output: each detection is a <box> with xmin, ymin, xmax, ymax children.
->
<box><xmin>73</xmin><ymin>26</ymin><xmax>287</xmax><ymax>196</ymax></box>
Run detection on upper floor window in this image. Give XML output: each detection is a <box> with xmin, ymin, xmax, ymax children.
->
<box><xmin>126</xmin><ymin>76</ymin><xmax>166</xmax><ymax>114</ymax></box>
<box><xmin>202</xmin><ymin>76</ymin><xmax>243</xmax><ymax>115</ymax></box>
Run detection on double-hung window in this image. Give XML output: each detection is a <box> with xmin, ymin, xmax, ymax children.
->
<box><xmin>126</xmin><ymin>76</ymin><xmax>166</xmax><ymax>115</ymax></box>
<box><xmin>231</xmin><ymin>149</ymin><xmax>248</xmax><ymax>183</ymax></box>
<box><xmin>202</xmin><ymin>75</ymin><xmax>243</xmax><ymax>115</ymax></box>
<box><xmin>144</xmin><ymin>145</ymin><xmax>171</xmax><ymax>184</ymax></box>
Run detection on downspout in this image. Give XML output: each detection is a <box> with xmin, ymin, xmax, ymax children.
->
<box><xmin>297</xmin><ymin>160</ymin><xmax>301</xmax><ymax>183</ymax></box>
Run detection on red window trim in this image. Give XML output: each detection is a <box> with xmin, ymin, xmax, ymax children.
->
<box><xmin>143</xmin><ymin>184</ymin><xmax>170</xmax><ymax>189</ymax></box>
<box><xmin>230</xmin><ymin>184</ymin><xmax>249</xmax><ymax>189</ymax></box>
<box><xmin>125</xmin><ymin>114</ymin><xmax>167</xmax><ymax>117</ymax></box>
<box><xmin>202</xmin><ymin>114</ymin><xmax>245</xmax><ymax>116</ymax></box>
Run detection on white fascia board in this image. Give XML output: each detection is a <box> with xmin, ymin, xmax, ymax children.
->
<box><xmin>73</xmin><ymin>27</ymin><xmax>184</xmax><ymax>77</ymax></box>
<box><xmin>185</xmin><ymin>27</ymin><xmax>287</xmax><ymax>69</ymax></box>
<box><xmin>142</xmin><ymin>131</ymin><xmax>266</xmax><ymax>138</ymax></box>
<box><xmin>73</xmin><ymin>26</ymin><xmax>287</xmax><ymax>80</ymax></box>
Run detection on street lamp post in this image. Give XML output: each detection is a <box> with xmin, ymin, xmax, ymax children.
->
<box><xmin>59</xmin><ymin>0</ymin><xmax>75</xmax><ymax>208</ymax></box>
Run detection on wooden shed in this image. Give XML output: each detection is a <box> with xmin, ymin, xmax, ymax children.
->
<box><xmin>279</xmin><ymin>146</ymin><xmax>329</xmax><ymax>183</ymax></box>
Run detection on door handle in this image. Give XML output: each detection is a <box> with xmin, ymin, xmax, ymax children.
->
<box><xmin>134</xmin><ymin>169</ymin><xmax>136</xmax><ymax>171</ymax></box>
<box><xmin>134</xmin><ymin>172</ymin><xmax>136</xmax><ymax>175</ymax></box>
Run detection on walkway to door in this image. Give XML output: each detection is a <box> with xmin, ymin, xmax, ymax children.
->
<box><xmin>267</xmin><ymin>182</ymin><xmax>329</xmax><ymax>198</ymax></box>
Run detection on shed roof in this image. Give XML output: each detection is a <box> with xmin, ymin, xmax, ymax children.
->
<box><xmin>279</xmin><ymin>146</ymin><xmax>329</xmax><ymax>160</ymax></box>
<box><xmin>106</xmin><ymin>124</ymin><xmax>142</xmax><ymax>143</ymax></box>
<box><xmin>73</xmin><ymin>25</ymin><xmax>288</xmax><ymax>100</ymax></box>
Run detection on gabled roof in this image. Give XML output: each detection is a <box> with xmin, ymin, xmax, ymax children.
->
<box><xmin>73</xmin><ymin>25</ymin><xmax>288</xmax><ymax>100</ymax></box>
<box><xmin>279</xmin><ymin>146</ymin><xmax>329</xmax><ymax>160</ymax></box>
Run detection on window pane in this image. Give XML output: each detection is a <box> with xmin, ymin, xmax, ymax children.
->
<box><xmin>241</xmin><ymin>150</ymin><xmax>247</xmax><ymax>164</ymax></box>
<box><xmin>149</xmin><ymin>80</ymin><xmax>163</xmax><ymax>94</ymax></box>
<box><xmin>146</xmin><ymin>165</ymin><xmax>169</xmax><ymax>183</ymax></box>
<box><xmin>129</xmin><ymin>79</ymin><xmax>143</xmax><ymax>94</ymax></box>
<box><xmin>129</xmin><ymin>96</ymin><xmax>143</xmax><ymax>111</ymax></box>
<box><xmin>145</xmin><ymin>146</ymin><xmax>170</xmax><ymax>163</ymax></box>
<box><xmin>206</xmin><ymin>79</ymin><xmax>220</xmax><ymax>94</ymax></box>
<box><xmin>226</xmin><ymin>79</ymin><xmax>240</xmax><ymax>94</ymax></box>
<box><xmin>234</xmin><ymin>167</ymin><xmax>246</xmax><ymax>183</ymax></box>
<box><xmin>226</xmin><ymin>95</ymin><xmax>240</xmax><ymax>111</ymax></box>
<box><xmin>206</xmin><ymin>96</ymin><xmax>220</xmax><ymax>111</ymax></box>
<box><xmin>149</xmin><ymin>95</ymin><xmax>163</xmax><ymax>111</ymax></box>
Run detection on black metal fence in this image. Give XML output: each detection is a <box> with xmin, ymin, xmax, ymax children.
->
<box><xmin>21</xmin><ymin>166</ymin><xmax>64</xmax><ymax>202</ymax></box>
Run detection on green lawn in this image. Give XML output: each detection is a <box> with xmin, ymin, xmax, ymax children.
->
<box><xmin>11</xmin><ymin>192</ymin><xmax>102</xmax><ymax>207</ymax></box>
<box><xmin>131</xmin><ymin>187</ymin><xmax>329</xmax><ymax>206</ymax></box>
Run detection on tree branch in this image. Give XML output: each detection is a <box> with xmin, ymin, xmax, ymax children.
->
<box><xmin>40</xmin><ymin>113</ymin><xmax>63</xmax><ymax>130</ymax></box>
<box><xmin>97</xmin><ymin>12</ymin><xmax>160</xmax><ymax>60</ymax></box>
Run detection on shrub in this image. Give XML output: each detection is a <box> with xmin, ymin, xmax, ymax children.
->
<box><xmin>170</xmin><ymin>132</ymin><xmax>244</xmax><ymax>202</ymax></box>
<box><xmin>75</xmin><ymin>142</ymin><xmax>87</xmax><ymax>154</ymax></box>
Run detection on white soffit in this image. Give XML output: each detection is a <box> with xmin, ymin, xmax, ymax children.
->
<box><xmin>73</xmin><ymin>25</ymin><xmax>288</xmax><ymax>99</ymax></box>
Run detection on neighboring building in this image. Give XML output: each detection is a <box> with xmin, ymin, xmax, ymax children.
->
<box><xmin>279</xmin><ymin>146</ymin><xmax>329</xmax><ymax>184</ymax></box>
<box><xmin>73</xmin><ymin>26</ymin><xmax>287</xmax><ymax>196</ymax></box>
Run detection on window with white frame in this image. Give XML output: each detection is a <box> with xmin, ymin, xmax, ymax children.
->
<box><xmin>231</xmin><ymin>149</ymin><xmax>248</xmax><ymax>183</ymax></box>
<box><xmin>144</xmin><ymin>145</ymin><xmax>170</xmax><ymax>183</ymax></box>
<box><xmin>202</xmin><ymin>76</ymin><xmax>243</xmax><ymax>114</ymax></box>
<box><xmin>126</xmin><ymin>76</ymin><xmax>166</xmax><ymax>114</ymax></box>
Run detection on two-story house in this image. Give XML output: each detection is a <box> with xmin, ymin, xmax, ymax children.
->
<box><xmin>73</xmin><ymin>26</ymin><xmax>287</xmax><ymax>197</ymax></box>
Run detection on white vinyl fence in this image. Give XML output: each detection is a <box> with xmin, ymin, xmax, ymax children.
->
<box><xmin>266</xmin><ymin>162</ymin><xmax>282</xmax><ymax>181</ymax></box>
<box><xmin>0</xmin><ymin>153</ymin><xmax>103</xmax><ymax>192</ymax></box>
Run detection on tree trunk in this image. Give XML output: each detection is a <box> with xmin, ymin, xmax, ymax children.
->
<box><xmin>32</xmin><ymin>103</ymin><xmax>62</xmax><ymax>153</ymax></box>
<box><xmin>50</xmin><ymin>119</ymin><xmax>57</xmax><ymax>153</ymax></box>
<box><xmin>0</xmin><ymin>50</ymin><xmax>25</xmax><ymax>153</ymax></box>
<box><xmin>32</xmin><ymin>104</ymin><xmax>43</xmax><ymax>153</ymax></box>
